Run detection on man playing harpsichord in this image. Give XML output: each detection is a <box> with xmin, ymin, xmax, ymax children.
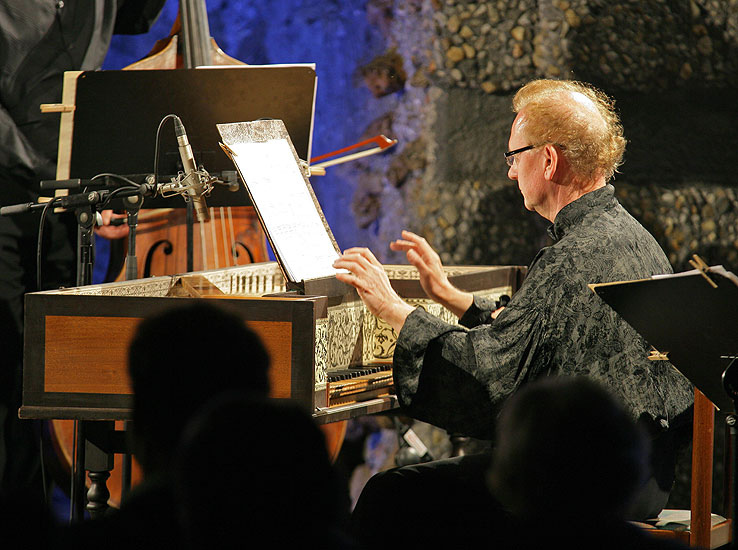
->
<box><xmin>333</xmin><ymin>79</ymin><xmax>693</xmax><ymax>540</ymax></box>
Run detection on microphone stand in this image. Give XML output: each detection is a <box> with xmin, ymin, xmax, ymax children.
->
<box><xmin>70</xmin><ymin>200</ymin><xmax>95</xmax><ymax>521</ymax></box>
<box><xmin>0</xmin><ymin>187</ymin><xmax>142</xmax><ymax>521</ymax></box>
<box><xmin>72</xmin><ymin>188</ymin><xmax>147</xmax><ymax>511</ymax></box>
<box><xmin>123</xmin><ymin>194</ymin><xmax>142</xmax><ymax>281</ymax></box>
<box><xmin>118</xmin><ymin>192</ymin><xmax>144</xmax><ymax>500</ymax></box>
<box><xmin>6</xmin><ymin>173</ymin><xmax>201</xmax><ymax>517</ymax></box>
<box><xmin>3</xmin><ymin>175</ymin><xmax>200</xmax><ymax>511</ymax></box>
<box><xmin>75</xmin><ymin>203</ymin><xmax>95</xmax><ymax>287</ymax></box>
<box><xmin>68</xmin><ymin>187</ymin><xmax>146</xmax><ymax>522</ymax></box>
<box><xmin>186</xmin><ymin>200</ymin><xmax>194</xmax><ymax>272</ymax></box>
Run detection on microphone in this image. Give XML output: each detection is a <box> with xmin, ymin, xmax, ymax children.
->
<box><xmin>174</xmin><ymin>116</ymin><xmax>209</xmax><ymax>223</ymax></box>
<box><xmin>39</xmin><ymin>178</ymin><xmax>82</xmax><ymax>191</ymax></box>
<box><xmin>0</xmin><ymin>202</ymin><xmax>37</xmax><ymax>216</ymax></box>
<box><xmin>0</xmin><ymin>191</ymin><xmax>103</xmax><ymax>216</ymax></box>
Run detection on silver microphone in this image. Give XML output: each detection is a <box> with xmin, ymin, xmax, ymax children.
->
<box><xmin>174</xmin><ymin>116</ymin><xmax>209</xmax><ymax>223</ymax></box>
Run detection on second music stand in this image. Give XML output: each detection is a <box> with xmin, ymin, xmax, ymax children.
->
<box><xmin>591</xmin><ymin>259</ymin><xmax>738</xmax><ymax>548</ymax></box>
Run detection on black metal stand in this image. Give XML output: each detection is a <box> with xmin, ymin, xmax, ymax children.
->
<box><xmin>118</xmin><ymin>194</ymin><xmax>143</xmax><ymax>502</ymax></box>
<box><xmin>186</xmin><ymin>200</ymin><xmax>194</xmax><ymax>272</ymax></box>
<box><xmin>0</xmin><ymin>191</ymin><xmax>115</xmax><ymax>523</ymax></box>
<box><xmin>75</xmin><ymin>204</ymin><xmax>95</xmax><ymax>287</ymax></box>
<box><xmin>68</xmin><ymin>189</ymin><xmax>144</xmax><ymax>522</ymax></box>
<box><xmin>120</xmin><ymin>193</ymin><xmax>145</xmax><ymax>502</ymax></box>
<box><xmin>123</xmin><ymin>194</ymin><xmax>142</xmax><ymax>280</ymax></box>
<box><xmin>70</xmin><ymin>202</ymin><xmax>96</xmax><ymax>522</ymax></box>
<box><xmin>2</xmin><ymin>178</ymin><xmax>195</xmax><ymax>520</ymax></box>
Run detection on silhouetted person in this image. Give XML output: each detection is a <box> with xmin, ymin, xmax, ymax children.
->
<box><xmin>350</xmin><ymin>438</ymin><xmax>510</xmax><ymax>548</ymax></box>
<box><xmin>126</xmin><ymin>302</ymin><xmax>270</xmax><ymax>476</ymax></box>
<box><xmin>487</xmin><ymin>376</ymin><xmax>688</xmax><ymax>549</ymax></box>
<box><xmin>58</xmin><ymin>301</ymin><xmax>271</xmax><ymax>549</ymax></box>
<box><xmin>174</xmin><ymin>392</ymin><xmax>355</xmax><ymax>549</ymax></box>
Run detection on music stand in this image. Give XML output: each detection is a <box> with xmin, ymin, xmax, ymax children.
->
<box><xmin>64</xmin><ymin>65</ymin><xmax>317</xmax><ymax>206</ymax></box>
<box><xmin>591</xmin><ymin>261</ymin><xmax>738</xmax><ymax>545</ymax></box>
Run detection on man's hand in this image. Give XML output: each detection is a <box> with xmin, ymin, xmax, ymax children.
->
<box><xmin>333</xmin><ymin>247</ymin><xmax>414</xmax><ymax>333</ymax></box>
<box><xmin>390</xmin><ymin>230</ymin><xmax>473</xmax><ymax>317</ymax></box>
<box><xmin>93</xmin><ymin>210</ymin><xmax>129</xmax><ymax>240</ymax></box>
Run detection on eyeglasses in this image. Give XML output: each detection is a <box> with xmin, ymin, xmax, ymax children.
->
<box><xmin>504</xmin><ymin>143</ymin><xmax>566</xmax><ymax>166</ymax></box>
<box><xmin>504</xmin><ymin>144</ymin><xmax>536</xmax><ymax>167</ymax></box>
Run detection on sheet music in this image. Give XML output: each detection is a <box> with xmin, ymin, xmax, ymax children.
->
<box><xmin>227</xmin><ymin>138</ymin><xmax>340</xmax><ymax>282</ymax></box>
<box><xmin>652</xmin><ymin>265</ymin><xmax>738</xmax><ymax>286</ymax></box>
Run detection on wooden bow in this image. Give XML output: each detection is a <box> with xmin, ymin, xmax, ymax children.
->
<box><xmin>309</xmin><ymin>135</ymin><xmax>397</xmax><ymax>175</ymax></box>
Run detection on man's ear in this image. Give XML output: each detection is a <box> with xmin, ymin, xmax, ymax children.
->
<box><xmin>542</xmin><ymin>143</ymin><xmax>561</xmax><ymax>181</ymax></box>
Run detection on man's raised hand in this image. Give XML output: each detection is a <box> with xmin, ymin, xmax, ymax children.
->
<box><xmin>333</xmin><ymin>247</ymin><xmax>414</xmax><ymax>332</ymax></box>
<box><xmin>390</xmin><ymin>230</ymin><xmax>473</xmax><ymax>317</ymax></box>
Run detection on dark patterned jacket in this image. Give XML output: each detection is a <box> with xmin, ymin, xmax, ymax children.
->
<box><xmin>393</xmin><ymin>184</ymin><xmax>693</xmax><ymax>484</ymax></box>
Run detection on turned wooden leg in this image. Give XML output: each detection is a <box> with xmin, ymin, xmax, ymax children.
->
<box><xmin>84</xmin><ymin>421</ymin><xmax>115</xmax><ymax>519</ymax></box>
<box><xmin>86</xmin><ymin>470</ymin><xmax>111</xmax><ymax>519</ymax></box>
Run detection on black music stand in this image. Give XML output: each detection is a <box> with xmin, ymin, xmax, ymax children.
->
<box><xmin>591</xmin><ymin>262</ymin><xmax>738</xmax><ymax>545</ymax></box>
<box><xmin>69</xmin><ymin>65</ymin><xmax>318</xmax><ymax>197</ymax></box>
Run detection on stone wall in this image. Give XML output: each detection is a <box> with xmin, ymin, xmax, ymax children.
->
<box><xmin>354</xmin><ymin>0</ymin><xmax>738</xmax><ymax>274</ymax></box>
<box><xmin>351</xmin><ymin>0</ymin><xmax>738</xmax><ymax>511</ymax></box>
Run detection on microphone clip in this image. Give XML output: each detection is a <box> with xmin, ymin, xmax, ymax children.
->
<box><xmin>158</xmin><ymin>168</ymin><xmax>216</xmax><ymax>201</ymax></box>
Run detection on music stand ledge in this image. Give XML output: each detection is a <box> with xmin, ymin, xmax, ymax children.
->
<box><xmin>591</xmin><ymin>263</ymin><xmax>738</xmax><ymax>548</ymax></box>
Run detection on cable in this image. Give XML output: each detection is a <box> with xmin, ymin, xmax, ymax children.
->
<box><xmin>100</xmin><ymin>185</ymin><xmax>143</xmax><ymax>210</ymax></box>
<box><xmin>35</xmin><ymin>197</ymin><xmax>61</xmax><ymax>291</ymax></box>
<box><xmin>154</xmin><ymin>114</ymin><xmax>180</xmax><ymax>188</ymax></box>
<box><xmin>39</xmin><ymin>431</ymin><xmax>48</xmax><ymax>509</ymax></box>
<box><xmin>33</xmin><ymin>110</ymin><xmax>173</xmax><ymax>291</ymax></box>
<box><xmin>89</xmin><ymin>172</ymin><xmax>142</xmax><ymax>188</ymax></box>
<box><xmin>34</xmin><ymin>170</ymin><xmax>145</xmax><ymax>289</ymax></box>
<box><xmin>70</xmin><ymin>420</ymin><xmax>77</xmax><ymax>521</ymax></box>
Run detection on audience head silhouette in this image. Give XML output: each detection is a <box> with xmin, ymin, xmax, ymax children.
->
<box><xmin>173</xmin><ymin>392</ymin><xmax>349</xmax><ymax>549</ymax></box>
<box><xmin>127</xmin><ymin>302</ymin><xmax>270</xmax><ymax>475</ymax></box>
<box><xmin>488</xmin><ymin>376</ymin><xmax>650</xmax><ymax>523</ymax></box>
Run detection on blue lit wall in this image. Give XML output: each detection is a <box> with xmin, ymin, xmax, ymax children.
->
<box><xmin>101</xmin><ymin>0</ymin><xmax>384</xmax><ymax>261</ymax></box>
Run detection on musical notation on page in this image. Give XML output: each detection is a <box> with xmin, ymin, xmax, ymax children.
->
<box><xmin>222</xmin><ymin>134</ymin><xmax>341</xmax><ymax>282</ymax></box>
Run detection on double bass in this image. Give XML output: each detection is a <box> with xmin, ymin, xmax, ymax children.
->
<box><xmin>49</xmin><ymin>0</ymin><xmax>346</xmax><ymax>509</ymax></box>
